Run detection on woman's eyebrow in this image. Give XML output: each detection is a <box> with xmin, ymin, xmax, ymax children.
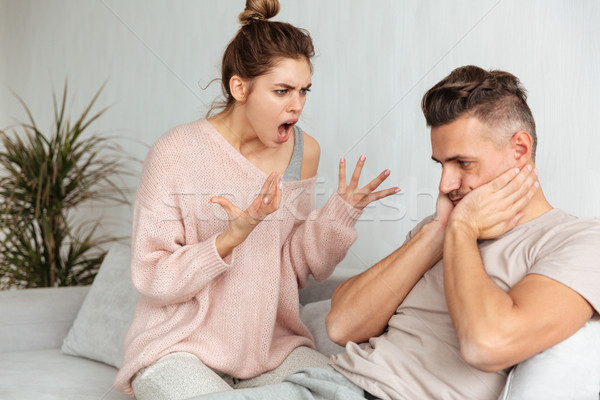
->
<box><xmin>273</xmin><ymin>83</ymin><xmax>312</xmax><ymax>90</ymax></box>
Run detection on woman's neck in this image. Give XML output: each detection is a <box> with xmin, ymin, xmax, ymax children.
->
<box><xmin>209</xmin><ymin>109</ymin><xmax>267</xmax><ymax>156</ymax></box>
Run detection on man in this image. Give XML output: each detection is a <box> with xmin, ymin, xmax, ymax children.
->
<box><xmin>196</xmin><ymin>66</ymin><xmax>600</xmax><ymax>399</ymax></box>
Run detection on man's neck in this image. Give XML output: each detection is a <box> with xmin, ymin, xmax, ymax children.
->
<box><xmin>517</xmin><ymin>188</ymin><xmax>553</xmax><ymax>226</ymax></box>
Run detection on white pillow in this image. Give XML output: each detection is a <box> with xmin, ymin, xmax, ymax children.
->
<box><xmin>300</xmin><ymin>299</ymin><xmax>345</xmax><ymax>357</ymax></box>
<box><xmin>61</xmin><ymin>243</ymin><xmax>138</xmax><ymax>368</ymax></box>
<box><xmin>498</xmin><ymin>318</ymin><xmax>600</xmax><ymax>400</ymax></box>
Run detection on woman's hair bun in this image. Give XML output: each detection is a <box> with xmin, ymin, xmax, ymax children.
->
<box><xmin>239</xmin><ymin>0</ymin><xmax>280</xmax><ymax>25</ymax></box>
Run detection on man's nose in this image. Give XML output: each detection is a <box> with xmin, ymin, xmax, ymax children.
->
<box><xmin>439</xmin><ymin>167</ymin><xmax>460</xmax><ymax>194</ymax></box>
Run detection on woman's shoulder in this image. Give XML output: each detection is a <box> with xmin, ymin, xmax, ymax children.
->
<box><xmin>136</xmin><ymin>119</ymin><xmax>226</xmax><ymax>201</ymax></box>
<box><xmin>300</xmin><ymin>130</ymin><xmax>320</xmax><ymax>179</ymax></box>
<box><xmin>140</xmin><ymin>119</ymin><xmax>220</xmax><ymax>176</ymax></box>
<box><xmin>148</xmin><ymin>119</ymin><xmax>217</xmax><ymax>157</ymax></box>
<box><xmin>156</xmin><ymin>118</ymin><xmax>211</xmax><ymax>145</ymax></box>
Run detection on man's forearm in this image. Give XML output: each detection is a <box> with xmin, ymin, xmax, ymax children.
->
<box><xmin>443</xmin><ymin>223</ymin><xmax>516</xmax><ymax>370</ymax></box>
<box><xmin>326</xmin><ymin>220</ymin><xmax>445</xmax><ymax>346</ymax></box>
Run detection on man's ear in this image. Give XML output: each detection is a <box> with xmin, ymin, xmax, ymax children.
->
<box><xmin>229</xmin><ymin>75</ymin><xmax>248</xmax><ymax>103</ymax></box>
<box><xmin>511</xmin><ymin>130</ymin><xmax>533</xmax><ymax>167</ymax></box>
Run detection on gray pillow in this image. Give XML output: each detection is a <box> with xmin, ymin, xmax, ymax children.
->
<box><xmin>498</xmin><ymin>318</ymin><xmax>600</xmax><ymax>400</ymax></box>
<box><xmin>61</xmin><ymin>243</ymin><xmax>138</xmax><ymax>368</ymax></box>
<box><xmin>300</xmin><ymin>299</ymin><xmax>345</xmax><ymax>357</ymax></box>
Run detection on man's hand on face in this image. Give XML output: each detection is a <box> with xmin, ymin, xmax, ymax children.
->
<box><xmin>447</xmin><ymin>165</ymin><xmax>539</xmax><ymax>240</ymax></box>
<box><xmin>434</xmin><ymin>192</ymin><xmax>454</xmax><ymax>228</ymax></box>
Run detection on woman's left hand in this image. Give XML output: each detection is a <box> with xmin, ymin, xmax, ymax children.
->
<box><xmin>337</xmin><ymin>155</ymin><xmax>400</xmax><ymax>210</ymax></box>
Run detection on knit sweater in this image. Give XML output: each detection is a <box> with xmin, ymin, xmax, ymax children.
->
<box><xmin>114</xmin><ymin>119</ymin><xmax>362</xmax><ymax>395</ymax></box>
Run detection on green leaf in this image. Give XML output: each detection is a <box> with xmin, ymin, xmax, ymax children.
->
<box><xmin>0</xmin><ymin>79</ymin><xmax>133</xmax><ymax>289</ymax></box>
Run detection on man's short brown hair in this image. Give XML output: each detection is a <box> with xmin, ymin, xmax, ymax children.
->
<box><xmin>421</xmin><ymin>65</ymin><xmax>537</xmax><ymax>160</ymax></box>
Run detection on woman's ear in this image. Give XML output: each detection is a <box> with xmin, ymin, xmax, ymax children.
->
<box><xmin>511</xmin><ymin>130</ymin><xmax>533</xmax><ymax>167</ymax></box>
<box><xmin>229</xmin><ymin>75</ymin><xmax>248</xmax><ymax>103</ymax></box>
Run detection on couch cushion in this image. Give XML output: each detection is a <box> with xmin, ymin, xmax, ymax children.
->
<box><xmin>0</xmin><ymin>348</ymin><xmax>129</xmax><ymax>400</ymax></box>
<box><xmin>0</xmin><ymin>286</ymin><xmax>89</xmax><ymax>353</ymax></box>
<box><xmin>498</xmin><ymin>318</ymin><xmax>600</xmax><ymax>400</ymax></box>
<box><xmin>299</xmin><ymin>269</ymin><xmax>356</xmax><ymax>305</ymax></box>
<box><xmin>61</xmin><ymin>243</ymin><xmax>138</xmax><ymax>368</ymax></box>
<box><xmin>300</xmin><ymin>299</ymin><xmax>345</xmax><ymax>357</ymax></box>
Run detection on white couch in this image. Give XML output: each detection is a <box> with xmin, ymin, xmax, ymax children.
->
<box><xmin>1</xmin><ymin>244</ymin><xmax>598</xmax><ymax>400</ymax></box>
<box><xmin>0</xmin><ymin>244</ymin><xmax>347</xmax><ymax>400</ymax></box>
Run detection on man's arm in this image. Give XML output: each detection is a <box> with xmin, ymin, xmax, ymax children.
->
<box><xmin>326</xmin><ymin>216</ymin><xmax>446</xmax><ymax>346</ymax></box>
<box><xmin>444</xmin><ymin>167</ymin><xmax>594</xmax><ymax>372</ymax></box>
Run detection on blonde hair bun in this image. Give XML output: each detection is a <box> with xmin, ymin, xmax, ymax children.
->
<box><xmin>239</xmin><ymin>0</ymin><xmax>280</xmax><ymax>25</ymax></box>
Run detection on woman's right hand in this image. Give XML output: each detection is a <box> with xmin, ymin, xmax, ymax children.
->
<box><xmin>210</xmin><ymin>172</ymin><xmax>283</xmax><ymax>258</ymax></box>
<box><xmin>337</xmin><ymin>155</ymin><xmax>400</xmax><ymax>210</ymax></box>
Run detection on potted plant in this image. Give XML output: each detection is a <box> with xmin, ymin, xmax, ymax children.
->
<box><xmin>0</xmin><ymin>82</ymin><xmax>131</xmax><ymax>289</ymax></box>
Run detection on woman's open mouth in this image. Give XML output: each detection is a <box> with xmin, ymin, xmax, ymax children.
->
<box><xmin>277</xmin><ymin>121</ymin><xmax>296</xmax><ymax>143</ymax></box>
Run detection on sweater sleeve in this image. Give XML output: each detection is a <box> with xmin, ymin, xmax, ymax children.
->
<box><xmin>282</xmin><ymin>192</ymin><xmax>363</xmax><ymax>289</ymax></box>
<box><xmin>129</xmin><ymin>134</ymin><xmax>232</xmax><ymax>307</ymax></box>
<box><xmin>130</xmin><ymin>203</ymin><xmax>231</xmax><ymax>307</ymax></box>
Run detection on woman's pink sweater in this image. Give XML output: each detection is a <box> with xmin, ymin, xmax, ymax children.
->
<box><xmin>114</xmin><ymin>119</ymin><xmax>361</xmax><ymax>395</ymax></box>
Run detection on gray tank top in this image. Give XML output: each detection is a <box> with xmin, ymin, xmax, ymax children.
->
<box><xmin>282</xmin><ymin>125</ymin><xmax>304</xmax><ymax>181</ymax></box>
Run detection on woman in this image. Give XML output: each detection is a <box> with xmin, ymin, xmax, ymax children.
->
<box><xmin>115</xmin><ymin>0</ymin><xmax>399</xmax><ymax>398</ymax></box>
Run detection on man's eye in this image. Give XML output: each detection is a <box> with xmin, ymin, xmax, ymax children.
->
<box><xmin>275</xmin><ymin>89</ymin><xmax>287</xmax><ymax>95</ymax></box>
<box><xmin>459</xmin><ymin>161</ymin><xmax>471</xmax><ymax>168</ymax></box>
<box><xmin>300</xmin><ymin>88</ymin><xmax>311</xmax><ymax>95</ymax></box>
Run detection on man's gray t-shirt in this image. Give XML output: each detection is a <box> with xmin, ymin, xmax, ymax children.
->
<box><xmin>331</xmin><ymin>209</ymin><xmax>600</xmax><ymax>400</ymax></box>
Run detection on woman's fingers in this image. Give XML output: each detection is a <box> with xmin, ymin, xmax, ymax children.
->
<box><xmin>363</xmin><ymin>169</ymin><xmax>392</xmax><ymax>193</ymax></box>
<box><xmin>338</xmin><ymin>157</ymin><xmax>347</xmax><ymax>192</ymax></box>
<box><xmin>349</xmin><ymin>154</ymin><xmax>366</xmax><ymax>189</ymax></box>
<box><xmin>261</xmin><ymin>173</ymin><xmax>282</xmax><ymax>206</ymax></box>
<box><xmin>210</xmin><ymin>196</ymin><xmax>242</xmax><ymax>220</ymax></box>
<box><xmin>355</xmin><ymin>187</ymin><xmax>401</xmax><ymax>209</ymax></box>
<box><xmin>271</xmin><ymin>174</ymin><xmax>283</xmax><ymax>210</ymax></box>
<box><xmin>249</xmin><ymin>173</ymin><xmax>283</xmax><ymax>221</ymax></box>
<box><xmin>260</xmin><ymin>172</ymin><xmax>278</xmax><ymax>204</ymax></box>
<box><xmin>336</xmin><ymin>154</ymin><xmax>399</xmax><ymax>209</ymax></box>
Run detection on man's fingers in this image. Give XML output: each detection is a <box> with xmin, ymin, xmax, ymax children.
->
<box><xmin>506</xmin><ymin>211</ymin><xmax>525</xmax><ymax>232</ymax></box>
<box><xmin>479</xmin><ymin>166</ymin><xmax>538</xmax><ymax>236</ymax></box>
<box><xmin>486</xmin><ymin>165</ymin><xmax>538</xmax><ymax>210</ymax></box>
<box><xmin>488</xmin><ymin>166</ymin><xmax>521</xmax><ymax>192</ymax></box>
<box><xmin>506</xmin><ymin>173</ymin><xmax>539</xmax><ymax>215</ymax></box>
<box><xmin>501</xmin><ymin>166</ymin><xmax>538</xmax><ymax>206</ymax></box>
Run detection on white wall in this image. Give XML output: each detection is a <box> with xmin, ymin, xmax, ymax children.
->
<box><xmin>0</xmin><ymin>0</ymin><xmax>6</xmax><ymax>116</ymax></box>
<box><xmin>2</xmin><ymin>0</ymin><xmax>599</xmax><ymax>272</ymax></box>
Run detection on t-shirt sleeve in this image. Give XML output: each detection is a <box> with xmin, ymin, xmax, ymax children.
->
<box><xmin>405</xmin><ymin>214</ymin><xmax>436</xmax><ymax>242</ymax></box>
<box><xmin>529</xmin><ymin>218</ymin><xmax>600</xmax><ymax>315</ymax></box>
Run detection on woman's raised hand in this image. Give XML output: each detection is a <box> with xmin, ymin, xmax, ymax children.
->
<box><xmin>337</xmin><ymin>155</ymin><xmax>400</xmax><ymax>210</ymax></box>
<box><xmin>210</xmin><ymin>172</ymin><xmax>282</xmax><ymax>258</ymax></box>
